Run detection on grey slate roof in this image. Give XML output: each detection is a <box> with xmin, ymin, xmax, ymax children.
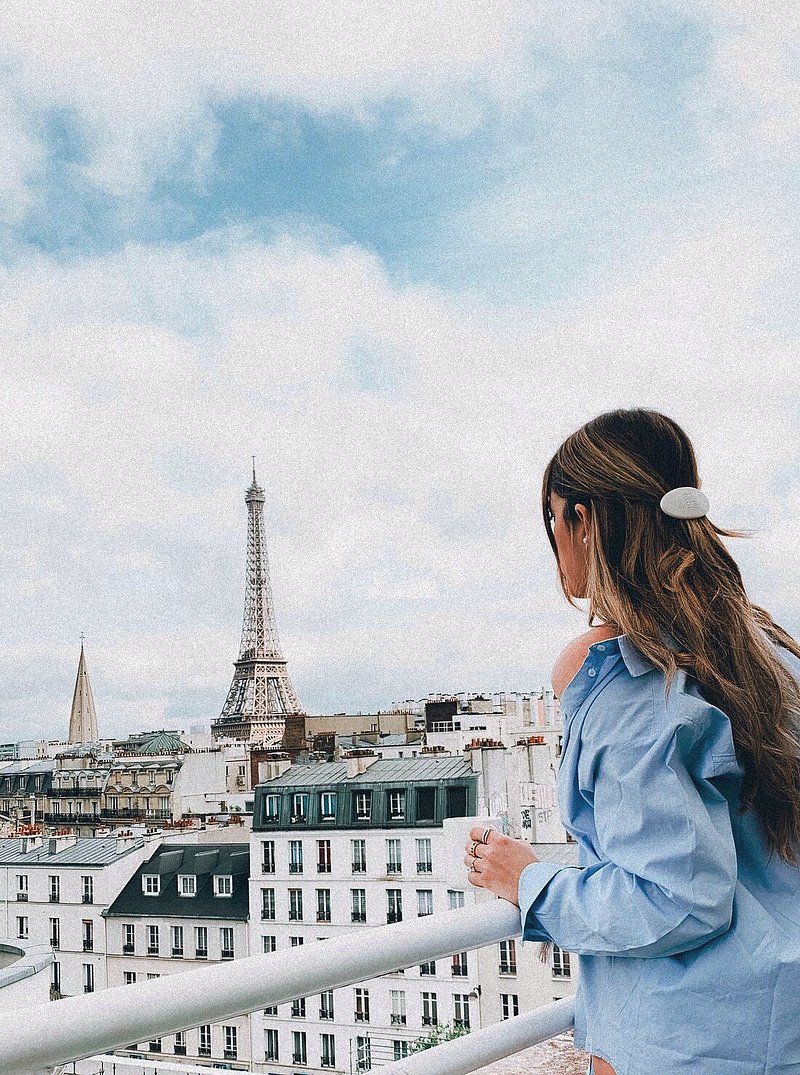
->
<box><xmin>104</xmin><ymin>843</ymin><xmax>250</xmax><ymax>921</ymax></box>
<box><xmin>262</xmin><ymin>755</ymin><xmax>473</xmax><ymax>787</ymax></box>
<box><xmin>0</xmin><ymin>837</ymin><xmax>145</xmax><ymax>867</ymax></box>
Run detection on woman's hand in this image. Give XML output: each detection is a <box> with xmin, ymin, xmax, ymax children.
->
<box><xmin>463</xmin><ymin>826</ymin><xmax>540</xmax><ymax>905</ymax></box>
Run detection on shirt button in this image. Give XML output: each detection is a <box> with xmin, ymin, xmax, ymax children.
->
<box><xmin>596</xmin><ymin>644</ymin><xmax>605</xmax><ymax>652</ymax></box>
<box><xmin>588</xmin><ymin>668</ymin><xmax>597</xmax><ymax>677</ymax></box>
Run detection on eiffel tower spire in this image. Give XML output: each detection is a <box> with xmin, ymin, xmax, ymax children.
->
<box><xmin>212</xmin><ymin>465</ymin><xmax>305</xmax><ymax>744</ymax></box>
<box><xmin>68</xmin><ymin>638</ymin><xmax>99</xmax><ymax>744</ymax></box>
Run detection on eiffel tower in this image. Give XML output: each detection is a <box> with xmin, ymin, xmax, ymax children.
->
<box><xmin>211</xmin><ymin>465</ymin><xmax>305</xmax><ymax>745</ymax></box>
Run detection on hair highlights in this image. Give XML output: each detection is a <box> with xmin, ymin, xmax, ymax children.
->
<box><xmin>543</xmin><ymin>408</ymin><xmax>800</xmax><ymax>864</ymax></box>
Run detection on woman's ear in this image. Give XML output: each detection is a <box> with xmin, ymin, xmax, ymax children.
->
<box><xmin>574</xmin><ymin>501</ymin><xmax>591</xmax><ymax>542</ymax></box>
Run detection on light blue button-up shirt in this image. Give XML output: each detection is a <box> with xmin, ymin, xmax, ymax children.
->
<box><xmin>518</xmin><ymin>634</ymin><xmax>800</xmax><ymax>1075</ymax></box>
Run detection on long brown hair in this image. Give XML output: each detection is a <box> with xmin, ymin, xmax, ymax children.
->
<box><xmin>542</xmin><ymin>408</ymin><xmax>800</xmax><ymax>864</ymax></box>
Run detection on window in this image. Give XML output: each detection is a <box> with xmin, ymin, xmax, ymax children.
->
<box><xmin>354</xmin><ymin>790</ymin><xmax>371</xmax><ymax>821</ymax></box>
<box><xmin>51</xmin><ymin>960</ymin><xmax>61</xmax><ymax>994</ymax></box>
<box><xmin>351</xmin><ymin>888</ymin><xmax>367</xmax><ymax>923</ymax></box>
<box><xmin>82</xmin><ymin>920</ymin><xmax>94</xmax><ymax>952</ymax></box>
<box><xmin>264</xmin><ymin>1028</ymin><xmax>279</xmax><ymax>1061</ymax></box>
<box><xmin>417</xmin><ymin>889</ymin><xmax>434</xmax><ymax>917</ymax></box>
<box><xmin>291</xmin><ymin>996</ymin><xmax>306</xmax><ymax>1018</ymax></box>
<box><xmin>178</xmin><ymin>874</ymin><xmax>197</xmax><ymax>897</ymax></box>
<box><xmin>108</xmin><ymin>795</ymin><xmax>118</xmax><ymax>810</ymax></box>
<box><xmin>262</xmin><ymin>840</ymin><xmax>275</xmax><ymax>873</ymax></box>
<box><xmin>351</xmin><ymin>838</ymin><xmax>367</xmax><ymax>873</ymax></box>
<box><xmin>290</xmin><ymin>935</ymin><xmax>303</xmax><ymax>947</ymax></box>
<box><xmin>552</xmin><ymin>944</ymin><xmax>571</xmax><ymax>978</ymax></box>
<box><xmin>16</xmin><ymin>916</ymin><xmax>28</xmax><ymax>939</ymax></box>
<box><xmin>223</xmin><ymin>1025</ymin><xmax>238</xmax><ymax>1060</ymax></box>
<box><xmin>195</xmin><ymin>926</ymin><xmax>208</xmax><ymax>959</ymax></box>
<box><xmin>289</xmin><ymin>840</ymin><xmax>304</xmax><ymax>874</ymax></box>
<box><xmin>420</xmin><ymin>960</ymin><xmax>436</xmax><ymax>976</ymax></box>
<box><xmin>49</xmin><ymin>875</ymin><xmax>60</xmax><ymax>903</ymax></box>
<box><xmin>501</xmin><ymin>993</ymin><xmax>520</xmax><ymax>1020</ymax></box>
<box><xmin>321</xmin><ymin>1031</ymin><xmax>336</xmax><ymax>1068</ymax></box>
<box><xmin>199</xmin><ymin>1024</ymin><xmax>212</xmax><ymax>1057</ymax></box>
<box><xmin>445</xmin><ymin>786</ymin><xmax>468</xmax><ymax>817</ymax></box>
<box><xmin>147</xmin><ymin>924</ymin><xmax>159</xmax><ymax>956</ymax></box>
<box><xmin>354</xmin><ymin>987</ymin><xmax>370</xmax><ymax>1022</ymax></box>
<box><xmin>291</xmin><ymin>792</ymin><xmax>308</xmax><ymax>822</ymax></box>
<box><xmin>390</xmin><ymin>989</ymin><xmax>407</xmax><ymax>1025</ymax></box>
<box><xmin>123</xmin><ymin>923</ymin><xmax>135</xmax><ymax>954</ymax></box>
<box><xmin>174</xmin><ymin>1030</ymin><xmax>187</xmax><ymax>1055</ymax></box>
<box><xmin>386</xmin><ymin>838</ymin><xmax>402</xmax><ymax>873</ymax></box>
<box><xmin>448</xmin><ymin>889</ymin><xmax>465</xmax><ymax>910</ymax></box>
<box><xmin>288</xmin><ymin>888</ymin><xmax>303</xmax><ymax>921</ymax></box>
<box><xmin>319</xmin><ymin>989</ymin><xmax>334</xmax><ymax>1020</ymax></box>
<box><xmin>316</xmin><ymin>888</ymin><xmax>332</xmax><ymax>923</ymax></box>
<box><xmin>416</xmin><ymin>838</ymin><xmax>432</xmax><ymax>873</ymax></box>
<box><xmin>124</xmin><ymin>971</ymin><xmax>137</xmax><ymax>985</ymax></box>
<box><xmin>422</xmin><ymin>991</ymin><xmax>438</xmax><ymax>1026</ymax></box>
<box><xmin>292</xmin><ymin>1030</ymin><xmax>307</xmax><ymax>1065</ymax></box>
<box><xmin>499</xmin><ymin>939</ymin><xmax>517</xmax><ymax>975</ymax></box>
<box><xmin>356</xmin><ymin>1036</ymin><xmax>371</xmax><ymax>1072</ymax></box>
<box><xmin>83</xmin><ymin>963</ymin><xmax>95</xmax><ymax>993</ymax></box>
<box><xmin>451</xmin><ymin>952</ymin><xmax>468</xmax><ymax>976</ymax></box>
<box><xmin>220</xmin><ymin>927</ymin><xmax>235</xmax><ymax>959</ymax></box>
<box><xmin>142</xmin><ymin>874</ymin><xmax>160</xmax><ymax>896</ymax></box>
<box><xmin>263</xmin><ymin>934</ymin><xmax>277</xmax><ymax>954</ymax></box>
<box><xmin>264</xmin><ymin>1004</ymin><xmax>278</xmax><ymax>1016</ymax></box>
<box><xmin>49</xmin><ymin>917</ymin><xmax>60</xmax><ymax>949</ymax></box>
<box><xmin>320</xmin><ymin>790</ymin><xmax>336</xmax><ymax>819</ymax></box>
<box><xmin>265</xmin><ymin>793</ymin><xmax>280</xmax><ymax>821</ymax></box>
<box><xmin>317</xmin><ymin>839</ymin><xmax>331</xmax><ymax>873</ymax></box>
<box><xmin>171</xmin><ymin>925</ymin><xmax>183</xmax><ymax>957</ymax></box>
<box><xmin>416</xmin><ymin>786</ymin><xmax>436</xmax><ymax>821</ymax></box>
<box><xmin>261</xmin><ymin>888</ymin><xmax>276</xmax><ymax>920</ymax></box>
<box><xmin>214</xmin><ymin>874</ymin><xmax>233</xmax><ymax>897</ymax></box>
<box><xmin>387</xmin><ymin>889</ymin><xmax>403</xmax><ymax>923</ymax></box>
<box><xmin>394</xmin><ymin>1040</ymin><xmax>411</xmax><ymax>1060</ymax></box>
<box><xmin>81</xmin><ymin>876</ymin><xmax>93</xmax><ymax>904</ymax></box>
<box><xmin>453</xmin><ymin>994</ymin><xmax>471</xmax><ymax>1030</ymax></box>
<box><xmin>388</xmin><ymin>788</ymin><xmax>406</xmax><ymax>819</ymax></box>
<box><xmin>15</xmin><ymin>874</ymin><xmax>28</xmax><ymax>900</ymax></box>
<box><xmin>148</xmin><ymin>1038</ymin><xmax>161</xmax><ymax>1053</ymax></box>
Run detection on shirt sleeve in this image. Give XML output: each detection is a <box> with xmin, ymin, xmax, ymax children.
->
<box><xmin>519</xmin><ymin>680</ymin><xmax>739</xmax><ymax>958</ymax></box>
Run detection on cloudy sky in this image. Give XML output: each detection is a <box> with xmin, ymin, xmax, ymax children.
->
<box><xmin>0</xmin><ymin>2</ymin><xmax>798</xmax><ymax>742</ymax></box>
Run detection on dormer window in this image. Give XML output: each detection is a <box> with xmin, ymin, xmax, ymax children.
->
<box><xmin>291</xmin><ymin>793</ymin><xmax>308</xmax><ymax>823</ymax></box>
<box><xmin>388</xmin><ymin>790</ymin><xmax>405</xmax><ymax>820</ymax></box>
<box><xmin>213</xmin><ymin>875</ymin><xmax>233</xmax><ymax>897</ymax></box>
<box><xmin>354</xmin><ymin>791</ymin><xmax>371</xmax><ymax>821</ymax></box>
<box><xmin>142</xmin><ymin>875</ymin><xmax>160</xmax><ymax>896</ymax></box>
<box><xmin>320</xmin><ymin>791</ymin><xmax>336</xmax><ymax>819</ymax></box>
<box><xmin>178</xmin><ymin>874</ymin><xmax>197</xmax><ymax>897</ymax></box>
<box><xmin>265</xmin><ymin>794</ymin><xmax>280</xmax><ymax>821</ymax></box>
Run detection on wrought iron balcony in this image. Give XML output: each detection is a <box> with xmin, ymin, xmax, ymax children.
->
<box><xmin>0</xmin><ymin>900</ymin><xmax>575</xmax><ymax>1075</ymax></box>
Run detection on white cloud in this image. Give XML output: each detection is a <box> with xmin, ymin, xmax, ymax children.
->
<box><xmin>0</xmin><ymin>220</ymin><xmax>797</xmax><ymax>739</ymax></box>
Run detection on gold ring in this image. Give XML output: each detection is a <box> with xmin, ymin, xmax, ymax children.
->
<box><xmin>469</xmin><ymin>840</ymin><xmax>478</xmax><ymax>856</ymax></box>
<box><xmin>481</xmin><ymin>827</ymin><xmax>493</xmax><ymax>844</ymax></box>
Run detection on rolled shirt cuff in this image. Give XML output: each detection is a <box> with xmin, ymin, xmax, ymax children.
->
<box><xmin>518</xmin><ymin>860</ymin><xmax>569</xmax><ymax>942</ymax></box>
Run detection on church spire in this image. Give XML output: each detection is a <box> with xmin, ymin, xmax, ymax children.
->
<box><xmin>68</xmin><ymin>638</ymin><xmax>99</xmax><ymax>744</ymax></box>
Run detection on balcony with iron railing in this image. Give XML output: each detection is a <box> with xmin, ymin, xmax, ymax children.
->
<box><xmin>0</xmin><ymin>900</ymin><xmax>575</xmax><ymax>1075</ymax></box>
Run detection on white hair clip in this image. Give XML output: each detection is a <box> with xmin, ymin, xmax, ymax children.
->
<box><xmin>659</xmin><ymin>486</ymin><xmax>709</xmax><ymax>519</ymax></box>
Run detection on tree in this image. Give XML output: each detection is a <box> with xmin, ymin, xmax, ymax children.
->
<box><xmin>409</xmin><ymin>1022</ymin><xmax>469</xmax><ymax>1053</ymax></box>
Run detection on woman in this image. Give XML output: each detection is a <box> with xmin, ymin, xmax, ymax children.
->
<box><xmin>463</xmin><ymin>408</ymin><xmax>800</xmax><ymax>1075</ymax></box>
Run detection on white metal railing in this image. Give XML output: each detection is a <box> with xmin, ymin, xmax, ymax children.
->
<box><xmin>0</xmin><ymin>899</ymin><xmax>574</xmax><ymax>1075</ymax></box>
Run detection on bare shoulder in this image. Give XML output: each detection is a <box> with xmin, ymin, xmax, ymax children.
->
<box><xmin>552</xmin><ymin>624</ymin><xmax>620</xmax><ymax>697</ymax></box>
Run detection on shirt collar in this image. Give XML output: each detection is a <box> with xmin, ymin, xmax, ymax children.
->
<box><xmin>594</xmin><ymin>632</ymin><xmax>679</xmax><ymax>677</ymax></box>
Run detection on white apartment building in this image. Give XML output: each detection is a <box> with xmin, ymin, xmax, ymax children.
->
<box><xmin>104</xmin><ymin>841</ymin><xmax>252</xmax><ymax>1069</ymax></box>
<box><xmin>0</xmin><ymin>832</ymin><xmax>151</xmax><ymax>999</ymax></box>
<box><xmin>247</xmin><ymin>750</ymin><xmax>575</xmax><ymax>1074</ymax></box>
